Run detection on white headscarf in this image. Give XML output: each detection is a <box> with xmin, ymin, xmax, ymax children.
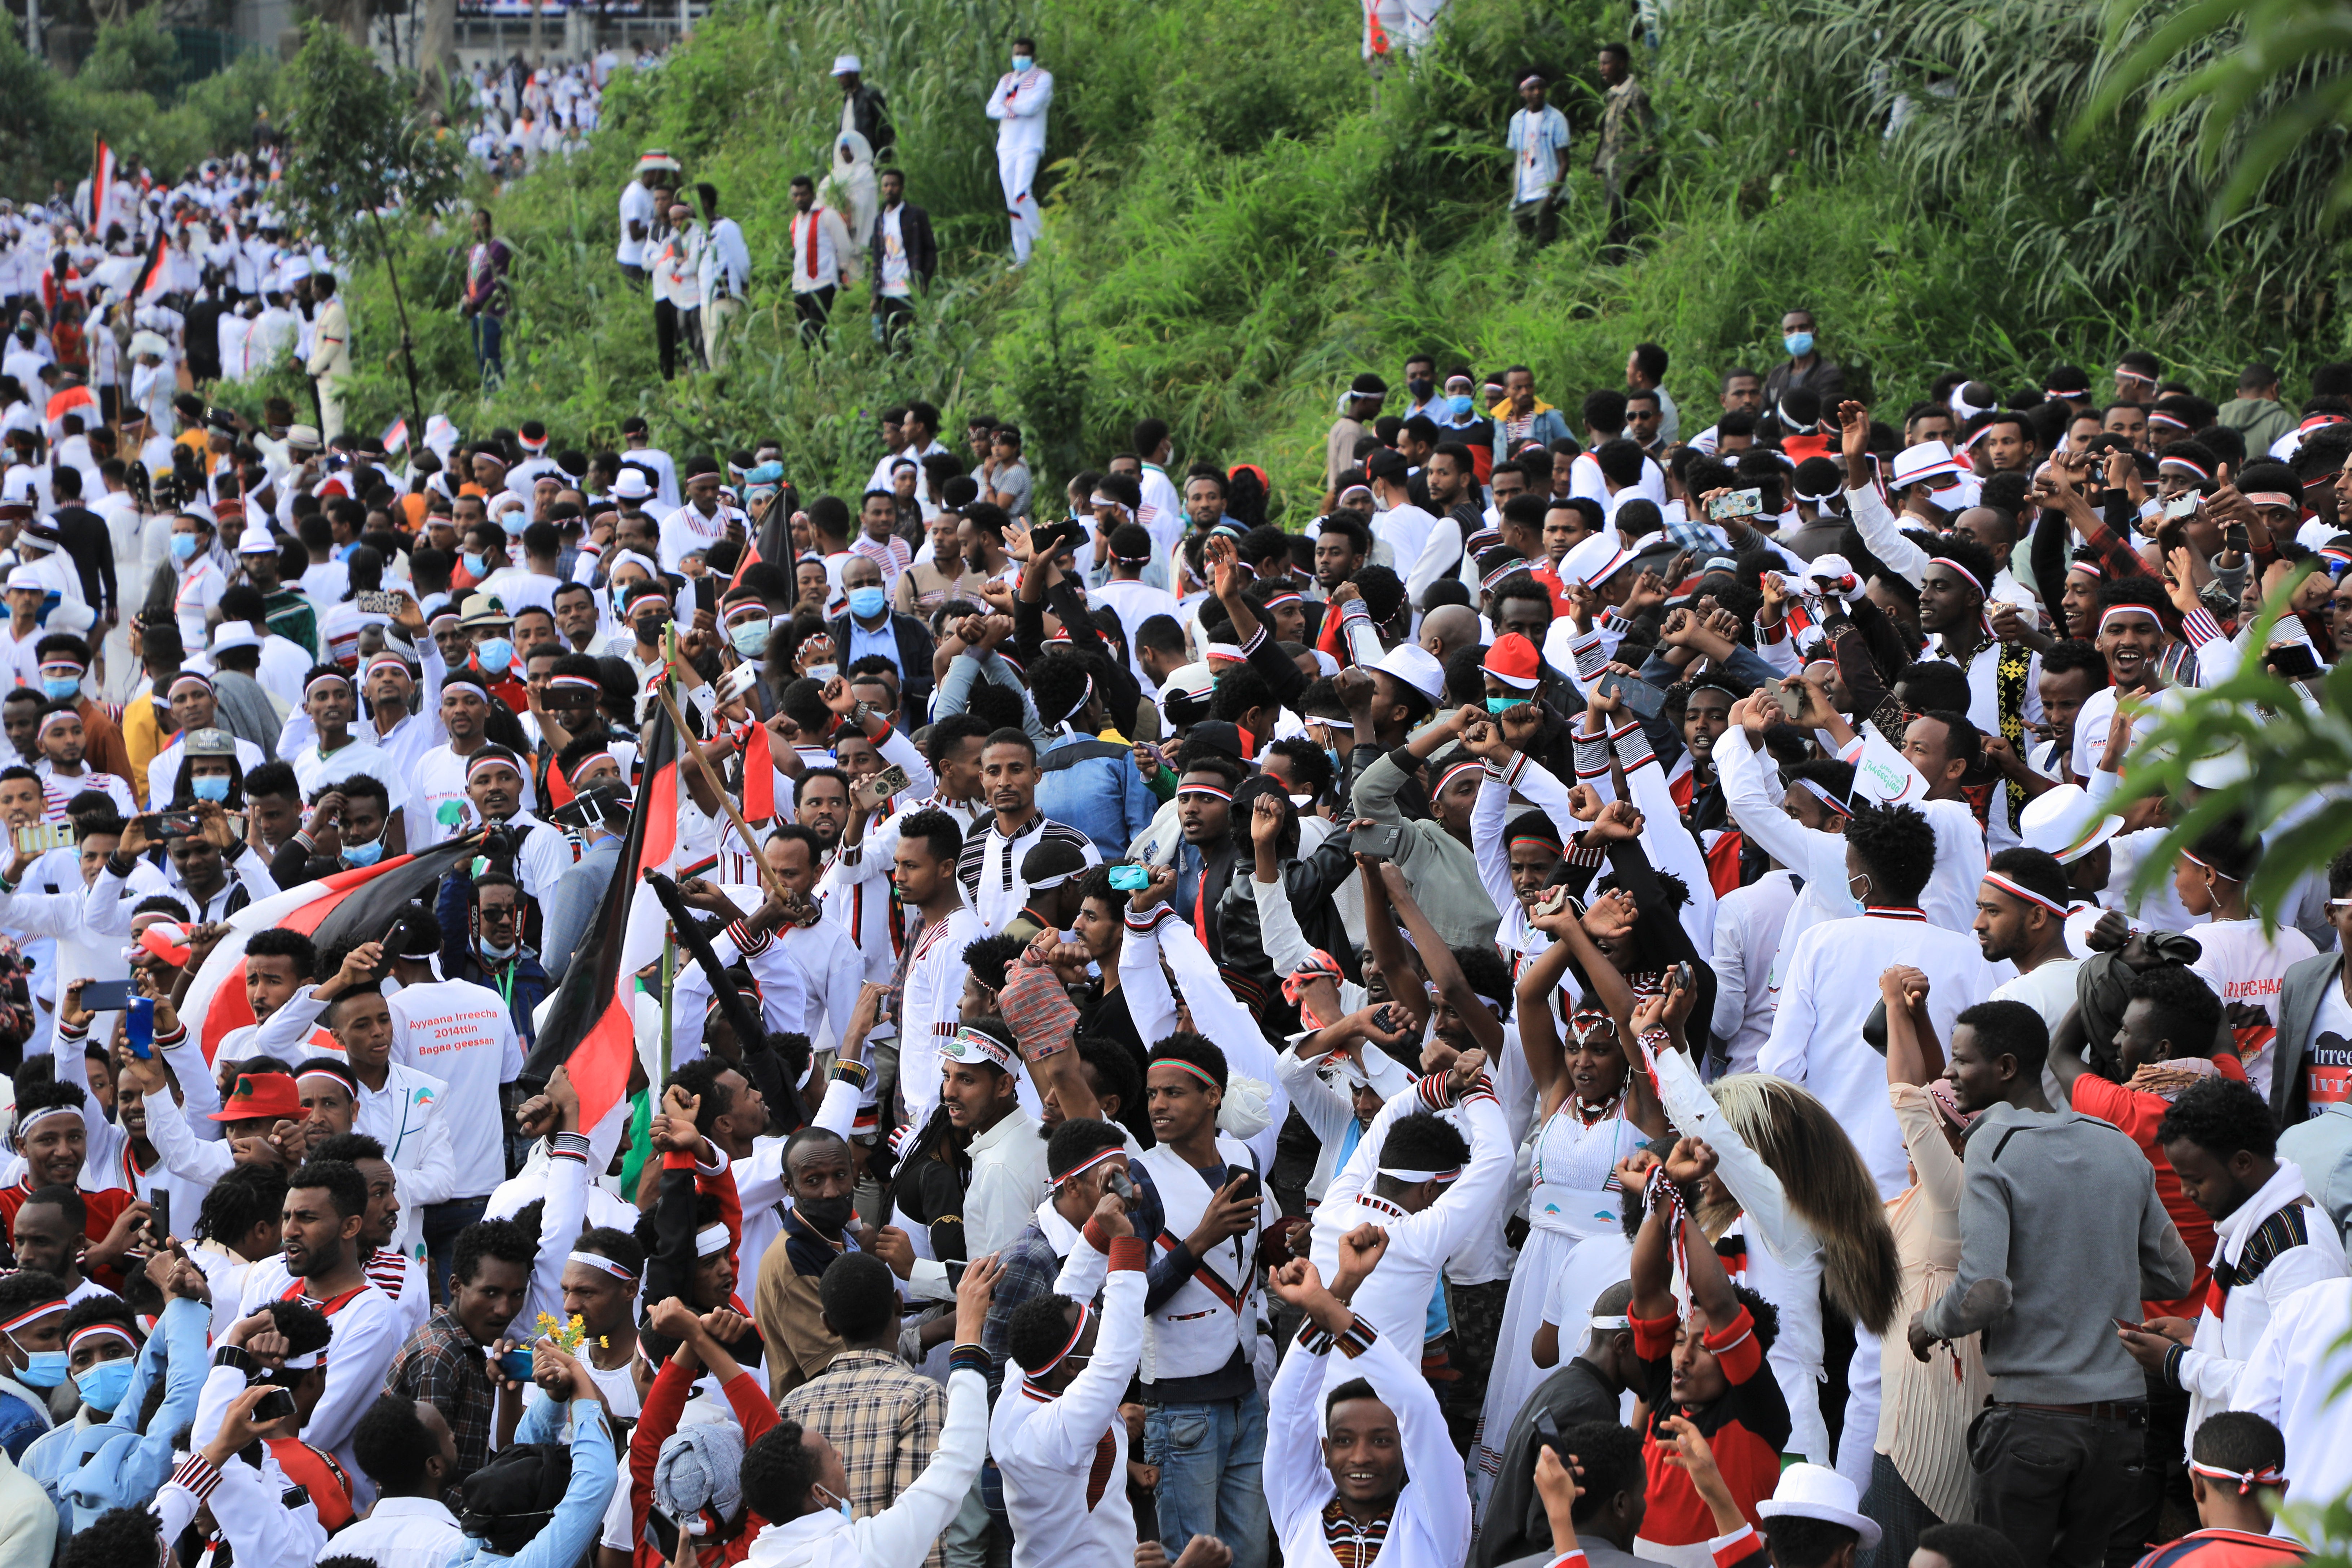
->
<box><xmin>824</xmin><ymin>131</ymin><xmax>880</xmax><ymax>248</ymax></box>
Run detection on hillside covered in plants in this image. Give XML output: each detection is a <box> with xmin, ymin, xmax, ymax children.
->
<box><xmin>304</xmin><ymin>0</ymin><xmax>2352</xmax><ymax>520</ymax></box>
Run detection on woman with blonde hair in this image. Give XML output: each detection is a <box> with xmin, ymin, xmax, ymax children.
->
<box><xmin>1647</xmin><ymin>1038</ymin><xmax>1902</xmax><ymax>1497</ymax></box>
<box><xmin>1864</xmin><ymin>965</ymin><xmax>1990</xmax><ymax>1563</ymax></box>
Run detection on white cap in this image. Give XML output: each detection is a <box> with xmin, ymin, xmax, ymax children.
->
<box><xmin>1373</xmin><ymin>642</ymin><xmax>1445</xmax><ymax>705</ymax></box>
<box><xmin>3</xmin><ymin>568</ymin><xmax>40</xmax><ymax>593</ymax></box>
<box><xmin>1563</xmin><ymin>529</ymin><xmax>1634</xmax><ymax>589</ymax></box>
<box><xmin>1759</xmin><ymin>1464</ymin><xmax>1881</xmax><ymax>1550</ymax></box>
<box><xmin>2017</xmin><ymin>784</ymin><xmax>2123</xmax><ymax>865</ymax></box>
<box><xmin>831</xmin><ymin>53</ymin><xmax>862</xmax><ymax>75</ymax></box>
<box><xmin>611</xmin><ymin>469</ymin><xmax>654</xmax><ymax>501</ymax></box>
<box><xmin>235</xmin><ymin>528</ymin><xmax>280</xmax><ymax>556</ymax></box>
<box><xmin>1889</xmin><ymin>440</ymin><xmax>1968</xmax><ymax>490</ymax></box>
<box><xmin>210</xmin><ymin>624</ymin><xmax>261</xmax><ymax>652</ymax></box>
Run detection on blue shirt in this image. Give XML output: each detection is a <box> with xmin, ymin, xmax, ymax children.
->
<box><xmin>847</xmin><ymin>612</ymin><xmax>902</xmax><ymax>677</ymax></box>
<box><xmin>1033</xmin><ymin>733</ymin><xmax>1157</xmax><ymax>858</ymax></box>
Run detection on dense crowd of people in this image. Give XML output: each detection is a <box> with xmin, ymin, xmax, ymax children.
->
<box><xmin>2</xmin><ymin>39</ymin><xmax>2352</xmax><ymax>1567</ymax></box>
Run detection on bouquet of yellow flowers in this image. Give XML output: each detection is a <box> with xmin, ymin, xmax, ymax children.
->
<box><xmin>534</xmin><ymin>1311</ymin><xmax>609</xmax><ymax>1352</ymax></box>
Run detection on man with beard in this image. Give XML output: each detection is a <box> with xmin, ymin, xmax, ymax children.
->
<box><xmin>234</xmin><ymin>1158</ymin><xmax>405</xmax><ymax>1484</ymax></box>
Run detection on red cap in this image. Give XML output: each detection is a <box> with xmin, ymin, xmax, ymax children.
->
<box><xmin>209</xmin><ymin>1072</ymin><xmax>302</xmax><ymax>1123</ymax></box>
<box><xmin>1483</xmin><ymin>632</ymin><xmax>1542</xmax><ymax>691</ymax></box>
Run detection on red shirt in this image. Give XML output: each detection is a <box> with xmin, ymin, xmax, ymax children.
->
<box><xmin>2130</xmin><ymin>1528</ymin><xmax>2309</xmax><ymax>1568</ymax></box>
<box><xmin>0</xmin><ymin>1179</ymin><xmax>137</xmax><ymax>1290</ymax></box>
<box><xmin>629</xmin><ymin>1356</ymin><xmax>776</xmax><ymax>1565</ymax></box>
<box><xmin>2070</xmin><ymin>1069</ymin><xmax>2240</xmax><ymax>1316</ymax></box>
<box><xmin>1633</xmin><ymin>1305</ymin><xmax>1790</xmax><ymax>1545</ymax></box>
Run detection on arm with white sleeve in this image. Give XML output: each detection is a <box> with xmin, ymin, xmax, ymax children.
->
<box><xmin>1115</xmin><ymin>903</ymin><xmax>1182</xmax><ymax>1052</ymax></box>
<box><xmin>854</xmin><ymin>1353</ymin><xmax>994</xmax><ymax>1567</ymax></box>
<box><xmin>1148</xmin><ymin>899</ymin><xmax>1289</xmax><ymax>1168</ymax></box>
<box><xmin>1010</xmin><ymin>1240</ymin><xmax>1145</xmax><ymax>1465</ymax></box>
<box><xmin>1845</xmin><ymin>481</ymin><xmax>1928</xmax><ymax>589</ymax></box>
<box><xmin>1610</xmin><ymin>719</ymin><xmax>1718</xmax><ymax>945</ymax></box>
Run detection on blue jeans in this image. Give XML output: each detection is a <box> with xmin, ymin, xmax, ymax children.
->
<box><xmin>1145</xmin><ymin>1391</ymin><xmax>1269</xmax><ymax>1568</ymax></box>
<box><xmin>470</xmin><ymin>313</ymin><xmax>505</xmax><ymax>386</ymax></box>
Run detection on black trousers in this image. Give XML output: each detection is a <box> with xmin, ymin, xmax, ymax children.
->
<box><xmin>1968</xmin><ymin>1401</ymin><xmax>2152</xmax><ymax>1568</ymax></box>
<box><xmin>795</xmin><ymin>285</ymin><xmax>836</xmax><ymax>344</ymax></box>
<box><xmin>654</xmin><ymin>298</ymin><xmax>686</xmax><ymax>379</ymax></box>
<box><xmin>877</xmin><ymin>292</ymin><xmax>915</xmax><ymax>352</ymax></box>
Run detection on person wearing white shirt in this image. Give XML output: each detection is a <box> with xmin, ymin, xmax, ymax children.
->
<box><xmin>788</xmin><ymin>176</ymin><xmax>856</xmax><ymax>341</ymax></box>
<box><xmin>991</xmin><ymin>1215</ymin><xmax>1148</xmax><ymax>1568</ymax></box>
<box><xmin>1307</xmin><ymin>1069</ymin><xmax>1509</xmax><ymax>1350</ymax></box>
<box><xmin>337</xmin><ymin>1394</ymin><xmax>468</xmax><ymax>1568</ymax></box>
<box><xmin>658</xmin><ymin>466</ymin><xmax>748</xmax><ymax>574</ymax></box>
<box><xmin>619</xmin><ymin>424</ymin><xmax>680</xmax><ymax>511</ymax></box>
<box><xmin>986</xmin><ymin>42</ymin><xmax>1054</xmax><ymax>265</ymax></box>
<box><xmin>167</xmin><ymin>513</ymin><xmax>227</xmax><ymax>653</ymax></box>
<box><xmin>2179</xmin><ymin>818</ymin><xmax>2320</xmax><ymax>1101</ymax></box>
<box><xmin>694</xmin><ymin>182</ymin><xmax>752</xmax><ymax>371</ymax></box>
<box><xmin>1363</xmin><ymin>451</ymin><xmax>1436</xmax><ymax>578</ymax></box>
<box><xmin>1506</xmin><ymin>75</ymin><xmax>1572</xmax><ymax>240</ymax></box>
<box><xmin>380</xmin><ymin>925</ymin><xmax>522</xmax><ymax>1291</ymax></box>
<box><xmin>615</xmin><ymin>164</ymin><xmax>657</xmax><ymax>282</ymax></box>
<box><xmin>1757</xmin><ymin>799</ymin><xmax>2000</xmax><ymax>1201</ymax></box>
<box><xmin>1263</xmin><ymin>1245</ymin><xmax>1471</xmax><ymax>1568</ymax></box>
<box><xmin>2129</xmin><ymin>1083</ymin><xmax>2348</xmax><ymax>1445</ymax></box>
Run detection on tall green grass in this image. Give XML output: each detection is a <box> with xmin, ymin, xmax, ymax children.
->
<box><xmin>270</xmin><ymin>0</ymin><xmax>2352</xmax><ymax>525</ymax></box>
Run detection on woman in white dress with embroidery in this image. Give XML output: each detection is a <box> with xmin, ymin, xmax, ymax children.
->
<box><xmin>1473</xmin><ymin>883</ymin><xmax>1663</xmax><ymax>1514</ymax></box>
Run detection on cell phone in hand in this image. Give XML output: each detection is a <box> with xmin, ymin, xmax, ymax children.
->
<box><xmin>1593</xmin><ymin>670</ymin><xmax>1666</xmax><ymax>718</ymax></box>
<box><xmin>82</xmin><ymin>979</ymin><xmax>137</xmax><ymax>1012</ymax></box>
<box><xmin>1761</xmin><ymin>676</ymin><xmax>1805</xmax><ymax>723</ymax></box>
<box><xmin>1708</xmin><ymin>488</ymin><xmax>1764</xmax><ymax>521</ymax></box>
<box><xmin>497</xmin><ymin>1347</ymin><xmax>536</xmax><ymax>1383</ymax></box>
<box><xmin>12</xmin><ymin>823</ymin><xmax>71</xmax><ymax>855</ymax></box>
<box><xmin>252</xmin><ymin>1386</ymin><xmax>298</xmax><ymax>1423</ymax></box>
<box><xmin>149</xmin><ymin>811</ymin><xmax>202</xmax><ymax>841</ymax></box>
<box><xmin>1353</xmin><ymin>823</ymin><xmax>1408</xmax><ymax>862</ymax></box>
<box><xmin>355</xmin><ymin>590</ymin><xmax>404</xmax><ymax>616</ymax></box>
<box><xmin>1673</xmin><ymin>961</ymin><xmax>1693</xmax><ymax>993</ymax></box>
<box><xmin>2269</xmin><ymin>642</ymin><xmax>2322</xmax><ymax>679</ymax></box>
<box><xmin>125</xmin><ymin>996</ymin><xmax>154</xmax><ymax>1058</ymax></box>
<box><xmin>2163</xmin><ymin>492</ymin><xmax>2201</xmax><ymax>521</ymax></box>
<box><xmin>867</xmin><ymin>763</ymin><xmax>910</xmax><ymax>800</ymax></box>
<box><xmin>149</xmin><ymin>1191</ymin><xmax>169</xmax><ymax>1247</ymax></box>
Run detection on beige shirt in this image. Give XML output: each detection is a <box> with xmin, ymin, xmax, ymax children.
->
<box><xmin>1877</xmin><ymin>1083</ymin><xmax>1988</xmax><ymax>1522</ymax></box>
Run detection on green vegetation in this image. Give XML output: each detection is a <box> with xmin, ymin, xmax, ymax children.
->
<box><xmin>281</xmin><ymin>0</ymin><xmax>2351</xmax><ymax>525</ymax></box>
<box><xmin>0</xmin><ymin>15</ymin><xmax>276</xmax><ymax>197</ymax></box>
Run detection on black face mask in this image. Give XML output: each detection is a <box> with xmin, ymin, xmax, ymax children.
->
<box><xmin>1407</xmin><ymin>377</ymin><xmax>1434</xmax><ymax>402</ymax></box>
<box><xmin>796</xmin><ymin>1193</ymin><xmax>853</xmax><ymax>1234</ymax></box>
<box><xmin>633</xmin><ymin>610</ymin><xmax>671</xmax><ymax>640</ymax></box>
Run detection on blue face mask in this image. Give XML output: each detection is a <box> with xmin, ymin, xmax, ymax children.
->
<box><xmin>169</xmin><ymin>534</ymin><xmax>198</xmax><ymax>563</ymax></box>
<box><xmin>463</xmin><ymin>551</ymin><xmax>490</xmax><ymax>580</ymax></box>
<box><xmin>15</xmin><ymin>1349</ymin><xmax>66</xmax><ymax>1389</ymax></box>
<box><xmin>39</xmin><ymin>676</ymin><xmax>76</xmax><ymax>701</ymax></box>
<box><xmin>730</xmin><ymin>621</ymin><xmax>771</xmax><ymax>657</ymax></box>
<box><xmin>72</xmin><ymin>1356</ymin><xmax>133</xmax><ymax>1413</ymax></box>
<box><xmin>342</xmin><ymin>835</ymin><xmax>385</xmax><ymax>867</ymax></box>
<box><xmin>1448</xmin><ymin>394</ymin><xmax>1473</xmax><ymax>417</ymax></box>
<box><xmin>477</xmin><ymin>637</ymin><xmax>515</xmax><ymax>674</ymax></box>
<box><xmin>191</xmin><ymin>774</ymin><xmax>231</xmax><ymax>803</ymax></box>
<box><xmin>1784</xmin><ymin>331</ymin><xmax>1815</xmax><ymax>358</ymax></box>
<box><xmin>1323</xmin><ymin>745</ymin><xmax>1343</xmax><ymax>773</ymax></box>
<box><xmin>500</xmin><ymin>512</ymin><xmax>527</xmax><ymax>537</ymax></box>
<box><xmin>847</xmin><ymin>586</ymin><xmax>887</xmax><ymax>619</ymax></box>
<box><xmin>802</xmin><ymin>662</ymin><xmax>838</xmax><ymax>684</ymax></box>
<box><xmin>1486</xmin><ymin>696</ymin><xmax>1518</xmax><ymax>713</ymax></box>
<box><xmin>1011</xmin><ymin>54</ymin><xmax>1032</xmax><ymax>71</ymax></box>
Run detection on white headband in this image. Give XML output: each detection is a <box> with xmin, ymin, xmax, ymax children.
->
<box><xmin>567</xmin><ymin>1248</ymin><xmax>638</xmax><ymax>1281</ymax></box>
<box><xmin>693</xmin><ymin>1224</ymin><xmax>731</xmax><ymax>1259</ymax></box>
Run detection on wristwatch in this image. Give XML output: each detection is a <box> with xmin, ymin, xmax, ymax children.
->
<box><xmin>850</xmin><ymin>699</ymin><xmax>879</xmax><ymax>731</ymax></box>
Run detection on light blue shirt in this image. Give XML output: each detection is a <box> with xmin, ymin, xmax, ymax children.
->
<box><xmin>847</xmin><ymin>612</ymin><xmax>902</xmax><ymax>677</ymax></box>
<box><xmin>1034</xmin><ymin>731</ymin><xmax>1157</xmax><ymax>859</ymax></box>
<box><xmin>449</xmin><ymin>1397</ymin><xmax>614</xmax><ymax>1568</ymax></box>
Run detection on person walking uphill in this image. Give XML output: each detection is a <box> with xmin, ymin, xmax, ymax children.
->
<box><xmin>1593</xmin><ymin>42</ymin><xmax>1655</xmax><ymax>257</ymax></box>
<box><xmin>986</xmin><ymin>38</ymin><xmax>1054</xmax><ymax>265</ymax></box>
